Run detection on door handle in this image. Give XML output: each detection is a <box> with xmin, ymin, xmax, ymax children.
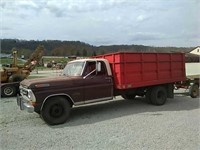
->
<box><xmin>105</xmin><ymin>77</ymin><xmax>112</xmax><ymax>83</ymax></box>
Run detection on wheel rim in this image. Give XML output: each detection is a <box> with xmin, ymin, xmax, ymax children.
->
<box><xmin>4</xmin><ymin>87</ymin><xmax>13</xmax><ymax>96</ymax></box>
<box><xmin>50</xmin><ymin>104</ymin><xmax>64</xmax><ymax>118</ymax></box>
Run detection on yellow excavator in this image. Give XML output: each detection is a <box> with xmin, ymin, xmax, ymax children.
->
<box><xmin>1</xmin><ymin>45</ymin><xmax>44</xmax><ymax>97</ymax></box>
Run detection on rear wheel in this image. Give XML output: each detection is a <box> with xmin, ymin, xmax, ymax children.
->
<box><xmin>189</xmin><ymin>84</ymin><xmax>199</xmax><ymax>98</ymax></box>
<box><xmin>151</xmin><ymin>86</ymin><xmax>167</xmax><ymax>105</ymax></box>
<box><xmin>1</xmin><ymin>85</ymin><xmax>17</xmax><ymax>97</ymax></box>
<box><xmin>41</xmin><ymin>96</ymin><xmax>71</xmax><ymax>125</ymax></box>
<box><xmin>145</xmin><ymin>88</ymin><xmax>152</xmax><ymax>104</ymax></box>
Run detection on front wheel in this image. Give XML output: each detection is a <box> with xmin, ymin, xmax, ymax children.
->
<box><xmin>41</xmin><ymin>96</ymin><xmax>71</xmax><ymax>125</ymax></box>
<box><xmin>1</xmin><ymin>85</ymin><xmax>17</xmax><ymax>97</ymax></box>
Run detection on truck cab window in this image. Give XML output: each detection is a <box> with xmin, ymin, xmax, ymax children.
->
<box><xmin>84</xmin><ymin>61</ymin><xmax>107</xmax><ymax>77</ymax></box>
<box><xmin>63</xmin><ymin>61</ymin><xmax>84</xmax><ymax>76</ymax></box>
<box><xmin>97</xmin><ymin>61</ymin><xmax>107</xmax><ymax>76</ymax></box>
<box><xmin>84</xmin><ymin>61</ymin><xmax>96</xmax><ymax>76</ymax></box>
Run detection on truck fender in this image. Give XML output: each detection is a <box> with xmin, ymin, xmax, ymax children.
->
<box><xmin>40</xmin><ymin>93</ymin><xmax>74</xmax><ymax>111</ymax></box>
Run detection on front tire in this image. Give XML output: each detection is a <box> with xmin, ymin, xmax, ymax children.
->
<box><xmin>1</xmin><ymin>85</ymin><xmax>17</xmax><ymax>97</ymax></box>
<box><xmin>41</xmin><ymin>96</ymin><xmax>71</xmax><ymax>125</ymax></box>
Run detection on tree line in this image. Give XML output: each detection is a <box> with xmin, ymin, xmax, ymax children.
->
<box><xmin>1</xmin><ymin>39</ymin><xmax>193</xmax><ymax>59</ymax></box>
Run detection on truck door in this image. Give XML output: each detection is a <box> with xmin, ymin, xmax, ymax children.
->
<box><xmin>83</xmin><ymin>61</ymin><xmax>113</xmax><ymax>103</ymax></box>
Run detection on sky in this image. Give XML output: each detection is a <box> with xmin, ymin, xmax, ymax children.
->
<box><xmin>1</xmin><ymin>0</ymin><xmax>200</xmax><ymax>47</ymax></box>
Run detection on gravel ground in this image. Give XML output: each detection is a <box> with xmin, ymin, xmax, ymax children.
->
<box><xmin>0</xmin><ymin>91</ymin><xmax>200</xmax><ymax>150</ymax></box>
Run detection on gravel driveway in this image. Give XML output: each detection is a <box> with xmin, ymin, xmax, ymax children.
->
<box><xmin>0</xmin><ymin>91</ymin><xmax>199</xmax><ymax>150</ymax></box>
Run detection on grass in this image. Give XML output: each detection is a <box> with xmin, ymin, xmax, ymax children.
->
<box><xmin>0</xmin><ymin>58</ymin><xmax>24</xmax><ymax>65</ymax></box>
<box><xmin>0</xmin><ymin>57</ymin><xmax>71</xmax><ymax>66</ymax></box>
<box><xmin>42</xmin><ymin>57</ymin><xmax>70</xmax><ymax>64</ymax></box>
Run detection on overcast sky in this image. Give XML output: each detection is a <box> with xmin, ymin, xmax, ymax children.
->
<box><xmin>1</xmin><ymin>0</ymin><xmax>199</xmax><ymax>47</ymax></box>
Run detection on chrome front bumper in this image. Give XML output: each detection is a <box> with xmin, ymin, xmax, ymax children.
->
<box><xmin>17</xmin><ymin>94</ymin><xmax>34</xmax><ymax>113</ymax></box>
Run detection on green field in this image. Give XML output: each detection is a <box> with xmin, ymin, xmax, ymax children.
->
<box><xmin>42</xmin><ymin>57</ymin><xmax>74</xmax><ymax>64</ymax></box>
<box><xmin>0</xmin><ymin>57</ymin><xmax>72</xmax><ymax>65</ymax></box>
<box><xmin>0</xmin><ymin>58</ymin><xmax>24</xmax><ymax>65</ymax></box>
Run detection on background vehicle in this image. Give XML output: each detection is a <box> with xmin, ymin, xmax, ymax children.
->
<box><xmin>17</xmin><ymin>52</ymin><xmax>186</xmax><ymax>125</ymax></box>
<box><xmin>1</xmin><ymin>45</ymin><xmax>44</xmax><ymax>97</ymax></box>
<box><xmin>175</xmin><ymin>77</ymin><xmax>199</xmax><ymax>98</ymax></box>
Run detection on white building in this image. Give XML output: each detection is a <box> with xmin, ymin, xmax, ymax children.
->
<box><xmin>185</xmin><ymin>46</ymin><xmax>200</xmax><ymax>78</ymax></box>
<box><xmin>189</xmin><ymin>46</ymin><xmax>200</xmax><ymax>55</ymax></box>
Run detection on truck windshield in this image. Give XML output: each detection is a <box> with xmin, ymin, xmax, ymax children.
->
<box><xmin>62</xmin><ymin>61</ymin><xmax>85</xmax><ymax>76</ymax></box>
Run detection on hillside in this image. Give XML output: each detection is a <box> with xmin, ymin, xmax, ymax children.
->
<box><xmin>1</xmin><ymin>39</ymin><xmax>193</xmax><ymax>58</ymax></box>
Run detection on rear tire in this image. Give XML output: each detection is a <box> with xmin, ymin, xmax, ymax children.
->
<box><xmin>145</xmin><ymin>88</ymin><xmax>152</xmax><ymax>104</ymax></box>
<box><xmin>151</xmin><ymin>86</ymin><xmax>167</xmax><ymax>105</ymax></box>
<box><xmin>189</xmin><ymin>84</ymin><xmax>199</xmax><ymax>98</ymax></box>
<box><xmin>41</xmin><ymin>96</ymin><xmax>71</xmax><ymax>125</ymax></box>
<box><xmin>1</xmin><ymin>85</ymin><xmax>17</xmax><ymax>97</ymax></box>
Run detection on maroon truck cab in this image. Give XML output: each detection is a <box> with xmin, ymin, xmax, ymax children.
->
<box><xmin>17</xmin><ymin>52</ymin><xmax>186</xmax><ymax>125</ymax></box>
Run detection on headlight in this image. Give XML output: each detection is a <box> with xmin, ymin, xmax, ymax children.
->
<box><xmin>20</xmin><ymin>86</ymin><xmax>36</xmax><ymax>102</ymax></box>
<box><xmin>27</xmin><ymin>89</ymin><xmax>36</xmax><ymax>102</ymax></box>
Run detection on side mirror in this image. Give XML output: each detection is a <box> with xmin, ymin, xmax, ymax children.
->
<box><xmin>97</xmin><ymin>62</ymin><xmax>101</xmax><ymax>72</ymax></box>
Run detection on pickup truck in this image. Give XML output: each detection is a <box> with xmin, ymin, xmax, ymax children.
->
<box><xmin>17</xmin><ymin>52</ymin><xmax>186</xmax><ymax>125</ymax></box>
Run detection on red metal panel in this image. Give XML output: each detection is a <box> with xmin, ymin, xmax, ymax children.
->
<box><xmin>94</xmin><ymin>52</ymin><xmax>186</xmax><ymax>89</ymax></box>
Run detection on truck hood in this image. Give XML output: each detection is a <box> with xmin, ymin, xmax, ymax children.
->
<box><xmin>20</xmin><ymin>76</ymin><xmax>81</xmax><ymax>89</ymax></box>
